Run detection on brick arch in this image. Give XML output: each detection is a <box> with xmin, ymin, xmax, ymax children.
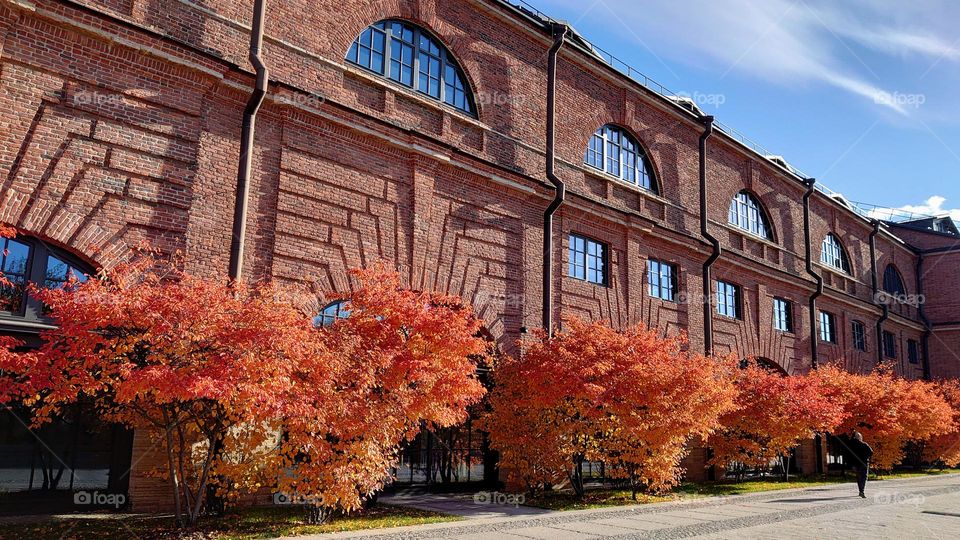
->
<box><xmin>333</xmin><ymin>5</ymin><xmax>486</xmax><ymax>118</ymax></box>
<box><xmin>743</xmin><ymin>355</ymin><xmax>789</xmax><ymax>376</ymax></box>
<box><xmin>580</xmin><ymin>122</ymin><xmax>663</xmax><ymax>194</ymax></box>
<box><xmin>722</xmin><ymin>187</ymin><xmax>779</xmax><ymax>244</ymax></box>
<box><xmin>3</xmin><ymin>221</ymin><xmax>131</xmax><ymax>273</ymax></box>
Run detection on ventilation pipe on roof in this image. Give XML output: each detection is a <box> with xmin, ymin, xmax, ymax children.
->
<box><xmin>698</xmin><ymin>115</ymin><xmax>719</xmax><ymax>355</ymax></box>
<box><xmin>802</xmin><ymin>178</ymin><xmax>823</xmax><ymax>368</ymax></box>
<box><xmin>916</xmin><ymin>252</ymin><xmax>932</xmax><ymax>380</ymax></box>
<box><xmin>542</xmin><ymin>22</ymin><xmax>568</xmax><ymax>336</ymax></box>
<box><xmin>229</xmin><ymin>0</ymin><xmax>270</xmax><ymax>283</ymax></box>
<box><xmin>870</xmin><ymin>220</ymin><xmax>890</xmax><ymax>365</ymax></box>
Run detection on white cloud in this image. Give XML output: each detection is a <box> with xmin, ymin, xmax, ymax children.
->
<box><xmin>545</xmin><ymin>0</ymin><xmax>960</xmax><ymax>115</ymax></box>
<box><xmin>894</xmin><ymin>196</ymin><xmax>960</xmax><ymax>221</ymax></box>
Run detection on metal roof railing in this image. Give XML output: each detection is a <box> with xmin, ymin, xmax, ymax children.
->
<box><xmin>501</xmin><ymin>0</ymin><xmax>954</xmax><ymax>228</ymax></box>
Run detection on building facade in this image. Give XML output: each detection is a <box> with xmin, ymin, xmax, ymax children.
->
<box><xmin>1</xmin><ymin>0</ymin><xmax>958</xmax><ymax>511</ymax></box>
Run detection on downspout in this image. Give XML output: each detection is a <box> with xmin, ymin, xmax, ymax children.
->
<box><xmin>543</xmin><ymin>22</ymin><xmax>568</xmax><ymax>336</ymax></box>
<box><xmin>802</xmin><ymin>179</ymin><xmax>822</xmax><ymax>368</ymax></box>
<box><xmin>698</xmin><ymin>115</ymin><xmax>719</xmax><ymax>355</ymax></box>
<box><xmin>869</xmin><ymin>220</ymin><xmax>889</xmax><ymax>365</ymax></box>
<box><xmin>916</xmin><ymin>252</ymin><xmax>932</xmax><ymax>380</ymax></box>
<box><xmin>229</xmin><ymin>0</ymin><xmax>270</xmax><ymax>282</ymax></box>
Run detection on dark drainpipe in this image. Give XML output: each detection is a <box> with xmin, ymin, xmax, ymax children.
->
<box><xmin>802</xmin><ymin>179</ymin><xmax>822</xmax><ymax>368</ymax></box>
<box><xmin>229</xmin><ymin>0</ymin><xmax>270</xmax><ymax>282</ymax></box>
<box><xmin>916</xmin><ymin>252</ymin><xmax>932</xmax><ymax>380</ymax></box>
<box><xmin>543</xmin><ymin>23</ymin><xmax>568</xmax><ymax>336</ymax></box>
<box><xmin>698</xmin><ymin>115</ymin><xmax>719</xmax><ymax>355</ymax></box>
<box><xmin>869</xmin><ymin>220</ymin><xmax>889</xmax><ymax>365</ymax></box>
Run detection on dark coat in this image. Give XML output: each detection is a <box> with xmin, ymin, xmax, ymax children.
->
<box><xmin>848</xmin><ymin>439</ymin><xmax>874</xmax><ymax>467</ymax></box>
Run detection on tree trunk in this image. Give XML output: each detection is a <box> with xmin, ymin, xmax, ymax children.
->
<box><xmin>306</xmin><ymin>505</ymin><xmax>333</xmax><ymax>525</ymax></box>
<box><xmin>569</xmin><ymin>455</ymin><xmax>585</xmax><ymax>498</ymax></box>
<box><xmin>163</xmin><ymin>424</ymin><xmax>185</xmax><ymax>527</ymax></box>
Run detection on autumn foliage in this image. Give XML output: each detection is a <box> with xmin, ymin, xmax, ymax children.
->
<box><xmin>813</xmin><ymin>365</ymin><xmax>955</xmax><ymax>470</ymax></box>
<box><xmin>482</xmin><ymin>319</ymin><xmax>737</xmax><ymax>497</ymax></box>
<box><xmin>0</xmin><ymin>254</ymin><xmax>487</xmax><ymax>526</ymax></box>
<box><xmin>923</xmin><ymin>380</ymin><xmax>960</xmax><ymax>467</ymax></box>
<box><xmin>708</xmin><ymin>363</ymin><xmax>844</xmax><ymax>479</ymax></box>
<box><xmin>276</xmin><ymin>266</ymin><xmax>488</xmax><ymax>521</ymax></box>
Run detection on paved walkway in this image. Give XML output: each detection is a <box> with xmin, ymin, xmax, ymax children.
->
<box><xmin>290</xmin><ymin>474</ymin><xmax>960</xmax><ymax>539</ymax></box>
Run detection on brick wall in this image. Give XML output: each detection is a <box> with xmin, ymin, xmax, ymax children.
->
<box><xmin>0</xmin><ymin>0</ymin><xmax>954</xmax><ymax>508</ymax></box>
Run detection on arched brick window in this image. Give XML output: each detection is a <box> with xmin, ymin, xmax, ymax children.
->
<box><xmin>728</xmin><ymin>190</ymin><xmax>773</xmax><ymax>240</ymax></box>
<box><xmin>313</xmin><ymin>300</ymin><xmax>351</xmax><ymax>328</ymax></box>
<box><xmin>584</xmin><ymin>125</ymin><xmax>657</xmax><ymax>193</ymax></box>
<box><xmin>1</xmin><ymin>234</ymin><xmax>90</xmax><ymax>325</ymax></box>
<box><xmin>347</xmin><ymin>19</ymin><xmax>476</xmax><ymax>116</ymax></box>
<box><xmin>820</xmin><ymin>233</ymin><xmax>851</xmax><ymax>273</ymax></box>
<box><xmin>883</xmin><ymin>264</ymin><xmax>907</xmax><ymax>295</ymax></box>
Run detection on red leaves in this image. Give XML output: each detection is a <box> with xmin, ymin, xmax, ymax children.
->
<box><xmin>708</xmin><ymin>364</ymin><xmax>844</xmax><ymax>471</ymax></box>
<box><xmin>482</xmin><ymin>319</ymin><xmax>738</xmax><ymax>494</ymax></box>
<box><xmin>0</xmin><ymin>255</ymin><xmax>488</xmax><ymax>521</ymax></box>
<box><xmin>923</xmin><ymin>380</ymin><xmax>960</xmax><ymax>467</ymax></box>
<box><xmin>812</xmin><ymin>365</ymin><xmax>955</xmax><ymax>470</ymax></box>
<box><xmin>277</xmin><ymin>264</ymin><xmax>488</xmax><ymax>511</ymax></box>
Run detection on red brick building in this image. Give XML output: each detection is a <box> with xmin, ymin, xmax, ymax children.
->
<box><xmin>0</xmin><ymin>0</ymin><xmax>957</xmax><ymax>512</ymax></box>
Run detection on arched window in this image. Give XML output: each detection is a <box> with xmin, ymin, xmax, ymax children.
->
<box><xmin>728</xmin><ymin>191</ymin><xmax>772</xmax><ymax>240</ymax></box>
<box><xmin>313</xmin><ymin>300</ymin><xmax>351</xmax><ymax>328</ymax></box>
<box><xmin>820</xmin><ymin>234</ymin><xmax>851</xmax><ymax>273</ymax></box>
<box><xmin>584</xmin><ymin>125</ymin><xmax>657</xmax><ymax>192</ymax></box>
<box><xmin>1</xmin><ymin>235</ymin><xmax>90</xmax><ymax>323</ymax></box>
<box><xmin>347</xmin><ymin>20</ymin><xmax>476</xmax><ymax>116</ymax></box>
<box><xmin>883</xmin><ymin>264</ymin><xmax>906</xmax><ymax>295</ymax></box>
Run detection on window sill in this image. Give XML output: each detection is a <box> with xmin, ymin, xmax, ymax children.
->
<box><xmin>342</xmin><ymin>65</ymin><xmax>488</xmax><ymax>129</ymax></box>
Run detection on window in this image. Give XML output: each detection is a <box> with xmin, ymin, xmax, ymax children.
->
<box><xmin>820</xmin><ymin>234</ymin><xmax>851</xmax><ymax>273</ymax></box>
<box><xmin>908</xmin><ymin>339</ymin><xmax>920</xmax><ymax>364</ymax></box>
<box><xmin>568</xmin><ymin>234</ymin><xmax>607</xmax><ymax>285</ymax></box>
<box><xmin>1</xmin><ymin>237</ymin><xmax>30</xmax><ymax>313</ymax></box>
<box><xmin>313</xmin><ymin>300</ymin><xmax>351</xmax><ymax>328</ymax></box>
<box><xmin>0</xmin><ymin>235</ymin><xmax>92</xmax><ymax>324</ymax></box>
<box><xmin>44</xmin><ymin>254</ymin><xmax>88</xmax><ymax>290</ymax></box>
<box><xmin>883</xmin><ymin>264</ymin><xmax>906</xmax><ymax>296</ymax></box>
<box><xmin>852</xmin><ymin>320</ymin><xmax>867</xmax><ymax>351</ymax></box>
<box><xmin>583</xmin><ymin>125</ymin><xmax>656</xmax><ymax>192</ymax></box>
<box><xmin>648</xmin><ymin>260</ymin><xmax>677</xmax><ymax>301</ymax></box>
<box><xmin>882</xmin><ymin>330</ymin><xmax>897</xmax><ymax>359</ymax></box>
<box><xmin>728</xmin><ymin>191</ymin><xmax>772</xmax><ymax>240</ymax></box>
<box><xmin>347</xmin><ymin>20</ymin><xmax>475</xmax><ymax>115</ymax></box>
<box><xmin>819</xmin><ymin>311</ymin><xmax>836</xmax><ymax>343</ymax></box>
<box><xmin>716</xmin><ymin>281</ymin><xmax>740</xmax><ymax>319</ymax></box>
<box><xmin>773</xmin><ymin>297</ymin><xmax>793</xmax><ymax>332</ymax></box>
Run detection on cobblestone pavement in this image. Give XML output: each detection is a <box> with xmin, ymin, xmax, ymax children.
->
<box><xmin>293</xmin><ymin>474</ymin><xmax>960</xmax><ymax>539</ymax></box>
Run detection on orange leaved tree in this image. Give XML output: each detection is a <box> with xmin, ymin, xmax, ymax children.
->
<box><xmin>276</xmin><ymin>265</ymin><xmax>489</xmax><ymax>523</ymax></box>
<box><xmin>923</xmin><ymin>380</ymin><xmax>960</xmax><ymax>467</ymax></box>
<box><xmin>0</xmin><ymin>258</ymin><xmax>489</xmax><ymax>526</ymax></box>
<box><xmin>0</xmin><ymin>254</ymin><xmax>322</xmax><ymax>526</ymax></box>
<box><xmin>708</xmin><ymin>363</ymin><xmax>844</xmax><ymax>480</ymax></box>
<box><xmin>483</xmin><ymin>319</ymin><xmax>737</xmax><ymax>498</ymax></box>
<box><xmin>814</xmin><ymin>365</ymin><xmax>954</xmax><ymax>470</ymax></box>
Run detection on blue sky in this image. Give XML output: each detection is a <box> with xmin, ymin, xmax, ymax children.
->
<box><xmin>529</xmin><ymin>0</ymin><xmax>960</xmax><ymax>221</ymax></box>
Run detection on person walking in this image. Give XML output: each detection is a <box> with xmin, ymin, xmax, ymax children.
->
<box><xmin>849</xmin><ymin>431</ymin><xmax>874</xmax><ymax>498</ymax></box>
